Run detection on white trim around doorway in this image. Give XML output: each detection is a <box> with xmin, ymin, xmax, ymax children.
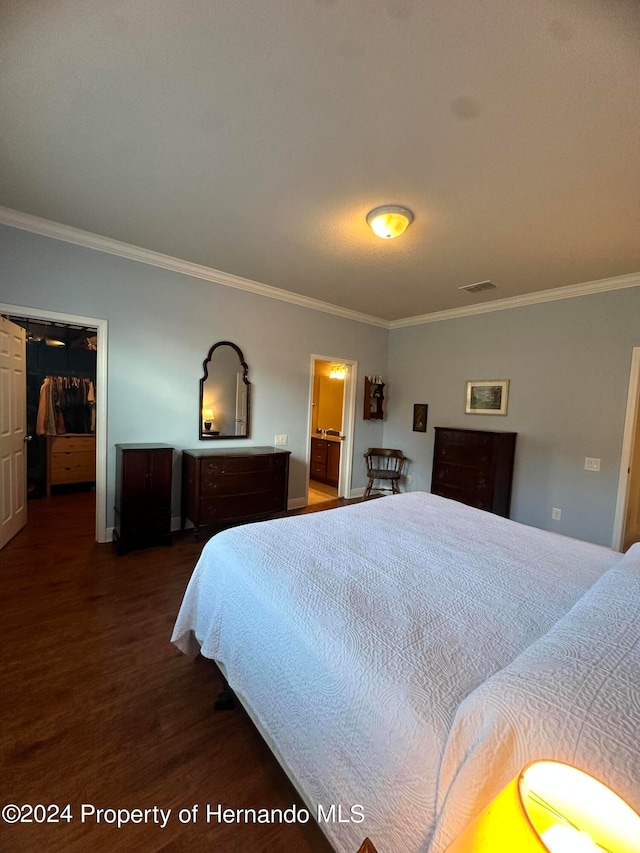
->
<box><xmin>612</xmin><ymin>346</ymin><xmax>640</xmax><ymax>551</ymax></box>
<box><xmin>307</xmin><ymin>354</ymin><xmax>358</xmax><ymax>502</ymax></box>
<box><xmin>0</xmin><ymin>302</ymin><xmax>108</xmax><ymax>544</ymax></box>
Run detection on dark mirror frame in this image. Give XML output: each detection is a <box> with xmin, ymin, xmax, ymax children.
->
<box><xmin>199</xmin><ymin>341</ymin><xmax>251</xmax><ymax>440</ymax></box>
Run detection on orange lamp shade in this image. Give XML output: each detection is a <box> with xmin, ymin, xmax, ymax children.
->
<box><xmin>444</xmin><ymin>761</ymin><xmax>640</xmax><ymax>853</ymax></box>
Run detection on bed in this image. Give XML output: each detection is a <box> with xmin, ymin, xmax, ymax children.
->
<box><xmin>171</xmin><ymin>492</ymin><xmax>640</xmax><ymax>852</ymax></box>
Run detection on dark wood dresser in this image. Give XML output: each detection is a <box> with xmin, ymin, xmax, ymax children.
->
<box><xmin>181</xmin><ymin>446</ymin><xmax>291</xmax><ymax>534</ymax></box>
<box><xmin>310</xmin><ymin>437</ymin><xmax>340</xmax><ymax>487</ymax></box>
<box><xmin>114</xmin><ymin>443</ymin><xmax>173</xmax><ymax>554</ymax></box>
<box><xmin>431</xmin><ymin>427</ymin><xmax>517</xmax><ymax>517</ymax></box>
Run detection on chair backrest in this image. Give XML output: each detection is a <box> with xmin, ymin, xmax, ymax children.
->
<box><xmin>364</xmin><ymin>447</ymin><xmax>406</xmax><ymax>475</ymax></box>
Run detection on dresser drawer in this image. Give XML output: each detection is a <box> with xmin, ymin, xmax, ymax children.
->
<box><xmin>432</xmin><ymin>484</ymin><xmax>492</xmax><ymax>512</ymax></box>
<box><xmin>435</xmin><ymin>439</ymin><xmax>494</xmax><ymax>468</ymax></box>
<box><xmin>51</xmin><ymin>464</ymin><xmax>95</xmax><ymax>485</ymax></box>
<box><xmin>50</xmin><ymin>435</ymin><xmax>95</xmax><ymax>454</ymax></box>
<box><xmin>199</xmin><ymin>490</ymin><xmax>286</xmax><ymax>523</ymax></box>
<box><xmin>50</xmin><ymin>450</ymin><xmax>95</xmax><ymax>479</ymax></box>
<box><xmin>201</xmin><ymin>469</ymin><xmax>286</xmax><ymax>497</ymax></box>
<box><xmin>202</xmin><ymin>454</ymin><xmax>285</xmax><ymax>476</ymax></box>
<box><xmin>432</xmin><ymin>462</ymin><xmax>492</xmax><ymax>493</ymax></box>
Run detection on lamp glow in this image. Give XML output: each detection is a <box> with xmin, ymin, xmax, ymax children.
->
<box><xmin>329</xmin><ymin>364</ymin><xmax>346</xmax><ymax>380</ymax></box>
<box><xmin>202</xmin><ymin>408</ymin><xmax>214</xmax><ymax>431</ymax></box>
<box><xmin>366</xmin><ymin>205</ymin><xmax>413</xmax><ymax>239</ymax></box>
<box><xmin>541</xmin><ymin>824</ymin><xmax>599</xmax><ymax>853</ymax></box>
<box><xmin>443</xmin><ymin>760</ymin><xmax>640</xmax><ymax>853</ymax></box>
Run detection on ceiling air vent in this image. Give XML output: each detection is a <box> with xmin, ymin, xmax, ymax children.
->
<box><xmin>459</xmin><ymin>280</ymin><xmax>496</xmax><ymax>294</ymax></box>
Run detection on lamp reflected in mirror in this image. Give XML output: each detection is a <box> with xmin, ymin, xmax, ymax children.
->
<box><xmin>202</xmin><ymin>408</ymin><xmax>217</xmax><ymax>434</ymax></box>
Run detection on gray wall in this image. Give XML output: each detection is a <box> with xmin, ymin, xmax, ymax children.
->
<box><xmin>0</xmin><ymin>225</ymin><xmax>387</xmax><ymax>532</ymax></box>
<box><xmin>3</xmin><ymin>222</ymin><xmax>637</xmax><ymax>548</ymax></box>
<box><xmin>383</xmin><ymin>289</ymin><xmax>640</xmax><ymax>547</ymax></box>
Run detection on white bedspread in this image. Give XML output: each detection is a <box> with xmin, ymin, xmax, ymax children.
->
<box><xmin>431</xmin><ymin>542</ymin><xmax>640</xmax><ymax>853</ymax></box>
<box><xmin>171</xmin><ymin>492</ymin><xmax>619</xmax><ymax>853</ymax></box>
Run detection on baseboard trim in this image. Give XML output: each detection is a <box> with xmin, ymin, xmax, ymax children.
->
<box><xmin>288</xmin><ymin>497</ymin><xmax>308</xmax><ymax>510</ymax></box>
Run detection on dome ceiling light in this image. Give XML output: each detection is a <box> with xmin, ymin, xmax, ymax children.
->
<box><xmin>366</xmin><ymin>205</ymin><xmax>413</xmax><ymax>239</ymax></box>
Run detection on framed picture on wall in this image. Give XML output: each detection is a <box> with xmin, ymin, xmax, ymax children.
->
<box><xmin>465</xmin><ymin>380</ymin><xmax>509</xmax><ymax>415</ymax></box>
<box><xmin>413</xmin><ymin>403</ymin><xmax>428</xmax><ymax>432</ymax></box>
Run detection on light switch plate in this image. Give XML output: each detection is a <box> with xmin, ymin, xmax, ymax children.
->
<box><xmin>274</xmin><ymin>435</ymin><xmax>288</xmax><ymax>446</ymax></box>
<box><xmin>584</xmin><ymin>457</ymin><xmax>601</xmax><ymax>471</ymax></box>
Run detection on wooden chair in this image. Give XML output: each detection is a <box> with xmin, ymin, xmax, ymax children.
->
<box><xmin>363</xmin><ymin>447</ymin><xmax>406</xmax><ymax>499</ymax></box>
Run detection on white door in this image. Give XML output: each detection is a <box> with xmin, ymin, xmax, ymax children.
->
<box><xmin>235</xmin><ymin>372</ymin><xmax>247</xmax><ymax>436</ymax></box>
<box><xmin>0</xmin><ymin>316</ymin><xmax>27</xmax><ymax>550</ymax></box>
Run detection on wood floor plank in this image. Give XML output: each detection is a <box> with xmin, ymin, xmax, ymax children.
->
<box><xmin>0</xmin><ymin>492</ymin><xmax>343</xmax><ymax>852</ymax></box>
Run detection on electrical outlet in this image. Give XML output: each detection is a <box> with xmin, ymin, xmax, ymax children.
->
<box><xmin>552</xmin><ymin>508</ymin><xmax>562</xmax><ymax>521</ymax></box>
<box><xmin>274</xmin><ymin>434</ymin><xmax>288</xmax><ymax>446</ymax></box>
<box><xmin>406</xmin><ymin>474</ymin><xmax>412</xmax><ymax>485</ymax></box>
<box><xmin>584</xmin><ymin>457</ymin><xmax>601</xmax><ymax>471</ymax></box>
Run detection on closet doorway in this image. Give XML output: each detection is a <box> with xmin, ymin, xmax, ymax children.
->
<box><xmin>306</xmin><ymin>355</ymin><xmax>357</xmax><ymax>505</ymax></box>
<box><xmin>0</xmin><ymin>302</ymin><xmax>107</xmax><ymax>546</ymax></box>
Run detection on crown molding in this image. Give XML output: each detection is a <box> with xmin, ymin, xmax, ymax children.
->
<box><xmin>0</xmin><ymin>206</ymin><xmax>388</xmax><ymax>329</ymax></box>
<box><xmin>389</xmin><ymin>271</ymin><xmax>640</xmax><ymax>329</ymax></box>
<box><xmin>2</xmin><ymin>206</ymin><xmax>638</xmax><ymax>331</ymax></box>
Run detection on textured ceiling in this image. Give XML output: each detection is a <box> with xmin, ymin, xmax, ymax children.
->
<box><xmin>1</xmin><ymin>0</ymin><xmax>638</xmax><ymax>321</ymax></box>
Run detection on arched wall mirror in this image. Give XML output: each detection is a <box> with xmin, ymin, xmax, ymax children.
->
<box><xmin>199</xmin><ymin>341</ymin><xmax>250</xmax><ymax>439</ymax></box>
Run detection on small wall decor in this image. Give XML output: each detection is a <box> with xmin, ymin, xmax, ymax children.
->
<box><xmin>465</xmin><ymin>379</ymin><xmax>509</xmax><ymax>415</ymax></box>
<box><xmin>413</xmin><ymin>403</ymin><xmax>428</xmax><ymax>432</ymax></box>
<box><xmin>363</xmin><ymin>376</ymin><xmax>384</xmax><ymax>420</ymax></box>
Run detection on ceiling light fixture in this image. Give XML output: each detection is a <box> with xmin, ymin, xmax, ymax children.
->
<box><xmin>366</xmin><ymin>205</ymin><xmax>413</xmax><ymax>239</ymax></box>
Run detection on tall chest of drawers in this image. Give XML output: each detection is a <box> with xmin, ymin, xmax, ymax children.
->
<box><xmin>431</xmin><ymin>427</ymin><xmax>517</xmax><ymax>517</ymax></box>
<box><xmin>181</xmin><ymin>446</ymin><xmax>290</xmax><ymax>535</ymax></box>
<box><xmin>114</xmin><ymin>444</ymin><xmax>174</xmax><ymax>553</ymax></box>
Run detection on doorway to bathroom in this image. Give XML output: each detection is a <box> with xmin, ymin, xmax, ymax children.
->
<box><xmin>307</xmin><ymin>356</ymin><xmax>357</xmax><ymax>506</ymax></box>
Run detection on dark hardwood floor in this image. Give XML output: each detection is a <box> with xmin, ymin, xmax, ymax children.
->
<box><xmin>0</xmin><ymin>491</ymin><xmax>356</xmax><ymax>852</ymax></box>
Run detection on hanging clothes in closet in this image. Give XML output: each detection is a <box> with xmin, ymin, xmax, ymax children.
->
<box><xmin>36</xmin><ymin>376</ymin><xmax>96</xmax><ymax>436</ymax></box>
